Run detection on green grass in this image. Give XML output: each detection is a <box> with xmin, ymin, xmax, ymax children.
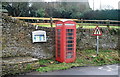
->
<box><xmin>38</xmin><ymin>23</ymin><xmax>119</xmax><ymax>28</ymax></box>
<box><xmin>82</xmin><ymin>26</ymin><xmax>119</xmax><ymax>29</ymax></box>
<box><xmin>36</xmin><ymin>49</ymin><xmax>119</xmax><ymax>73</ymax></box>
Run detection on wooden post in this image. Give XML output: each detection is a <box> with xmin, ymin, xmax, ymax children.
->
<box><xmin>50</xmin><ymin>17</ymin><xmax>53</xmax><ymax>27</ymax></box>
<box><xmin>106</xmin><ymin>19</ymin><xmax>110</xmax><ymax>29</ymax></box>
<box><xmin>80</xmin><ymin>19</ymin><xmax>83</xmax><ymax>28</ymax></box>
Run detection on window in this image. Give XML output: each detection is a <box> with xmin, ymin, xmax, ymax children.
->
<box><xmin>67</xmin><ymin>33</ymin><xmax>73</xmax><ymax>36</ymax></box>
<box><xmin>67</xmin><ymin>48</ymin><xmax>73</xmax><ymax>50</ymax></box>
<box><xmin>66</xmin><ymin>55</ymin><xmax>73</xmax><ymax>58</ymax></box>
<box><xmin>57</xmin><ymin>48</ymin><xmax>60</xmax><ymax>57</ymax></box>
<box><xmin>67</xmin><ymin>41</ymin><xmax>73</xmax><ymax>43</ymax></box>
<box><xmin>57</xmin><ymin>29</ymin><xmax>61</xmax><ymax>32</ymax></box>
<box><xmin>67</xmin><ymin>37</ymin><xmax>73</xmax><ymax>39</ymax></box>
<box><xmin>66</xmin><ymin>29</ymin><xmax>74</xmax><ymax>32</ymax></box>
<box><xmin>67</xmin><ymin>44</ymin><xmax>73</xmax><ymax>47</ymax></box>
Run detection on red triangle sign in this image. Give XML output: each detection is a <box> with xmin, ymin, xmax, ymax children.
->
<box><xmin>92</xmin><ymin>26</ymin><xmax>102</xmax><ymax>36</ymax></box>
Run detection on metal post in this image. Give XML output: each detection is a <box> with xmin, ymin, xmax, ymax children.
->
<box><xmin>97</xmin><ymin>36</ymin><xmax>99</xmax><ymax>56</ymax></box>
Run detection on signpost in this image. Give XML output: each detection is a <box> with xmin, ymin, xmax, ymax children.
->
<box><xmin>92</xmin><ymin>26</ymin><xmax>102</xmax><ymax>56</ymax></box>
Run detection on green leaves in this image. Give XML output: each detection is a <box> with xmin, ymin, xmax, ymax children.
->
<box><xmin>82</xmin><ymin>10</ymin><xmax>119</xmax><ymax>20</ymax></box>
<box><xmin>2</xmin><ymin>2</ymin><xmax>30</xmax><ymax>17</ymax></box>
<box><xmin>37</xmin><ymin>8</ymin><xmax>45</xmax><ymax>17</ymax></box>
<box><xmin>2</xmin><ymin>2</ymin><xmax>91</xmax><ymax>19</ymax></box>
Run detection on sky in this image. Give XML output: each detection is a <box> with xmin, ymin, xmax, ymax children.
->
<box><xmin>43</xmin><ymin>0</ymin><xmax>120</xmax><ymax>10</ymax></box>
<box><xmin>88</xmin><ymin>0</ymin><xmax>120</xmax><ymax>10</ymax></box>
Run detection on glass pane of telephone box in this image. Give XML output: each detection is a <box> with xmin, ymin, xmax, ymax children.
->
<box><xmin>67</xmin><ymin>33</ymin><xmax>73</xmax><ymax>36</ymax></box>
<box><xmin>66</xmin><ymin>37</ymin><xmax>73</xmax><ymax>39</ymax></box>
<box><xmin>67</xmin><ymin>41</ymin><xmax>73</xmax><ymax>43</ymax></box>
<box><xmin>57</xmin><ymin>33</ymin><xmax>60</xmax><ymax>35</ymax></box>
<box><xmin>58</xmin><ymin>50</ymin><xmax>60</xmax><ymax>57</ymax></box>
<box><xmin>66</xmin><ymin>55</ymin><xmax>73</xmax><ymax>58</ymax></box>
<box><xmin>57</xmin><ymin>29</ymin><xmax>61</xmax><ymax>32</ymax></box>
<box><xmin>67</xmin><ymin>44</ymin><xmax>73</xmax><ymax>47</ymax></box>
<box><xmin>57</xmin><ymin>40</ymin><xmax>60</xmax><ymax>43</ymax></box>
<box><xmin>57</xmin><ymin>48</ymin><xmax>60</xmax><ymax>57</ymax></box>
<box><xmin>67</xmin><ymin>48</ymin><xmax>73</xmax><ymax>50</ymax></box>
<box><xmin>57</xmin><ymin>48</ymin><xmax>60</xmax><ymax>50</ymax></box>
<box><xmin>66</xmin><ymin>52</ymin><xmax>73</xmax><ymax>55</ymax></box>
<box><xmin>57</xmin><ymin>36</ymin><xmax>60</xmax><ymax>39</ymax></box>
<box><xmin>57</xmin><ymin>44</ymin><xmax>60</xmax><ymax>47</ymax></box>
<box><xmin>66</xmin><ymin>29</ymin><xmax>74</xmax><ymax>32</ymax></box>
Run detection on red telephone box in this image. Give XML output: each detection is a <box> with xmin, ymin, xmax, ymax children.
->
<box><xmin>55</xmin><ymin>20</ymin><xmax>76</xmax><ymax>63</ymax></box>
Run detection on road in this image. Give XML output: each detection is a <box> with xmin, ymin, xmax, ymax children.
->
<box><xmin>17</xmin><ymin>64</ymin><xmax>119</xmax><ymax>77</ymax></box>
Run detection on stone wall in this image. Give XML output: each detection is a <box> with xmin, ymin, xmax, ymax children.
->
<box><xmin>2</xmin><ymin>57</ymin><xmax>40</xmax><ymax>76</ymax></box>
<box><xmin>2</xmin><ymin>14</ymin><xmax>55</xmax><ymax>59</ymax></box>
<box><xmin>77</xmin><ymin>28</ymin><xmax>119</xmax><ymax>50</ymax></box>
<box><xmin>1</xmin><ymin>13</ymin><xmax>119</xmax><ymax>76</ymax></box>
<box><xmin>1</xmin><ymin>14</ymin><xmax>119</xmax><ymax>59</ymax></box>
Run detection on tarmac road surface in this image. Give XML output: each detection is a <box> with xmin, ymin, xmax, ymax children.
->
<box><xmin>17</xmin><ymin>64</ymin><xmax>119</xmax><ymax>77</ymax></box>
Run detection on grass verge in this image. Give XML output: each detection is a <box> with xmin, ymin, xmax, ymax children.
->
<box><xmin>36</xmin><ymin>49</ymin><xmax>120</xmax><ymax>73</ymax></box>
<box><xmin>38</xmin><ymin>24</ymin><xmax>119</xmax><ymax>28</ymax></box>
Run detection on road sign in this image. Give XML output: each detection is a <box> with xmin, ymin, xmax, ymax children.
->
<box><xmin>92</xmin><ymin>26</ymin><xmax>102</xmax><ymax>56</ymax></box>
<box><xmin>93</xmin><ymin>26</ymin><xmax>102</xmax><ymax>36</ymax></box>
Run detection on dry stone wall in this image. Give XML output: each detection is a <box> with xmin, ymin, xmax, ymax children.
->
<box><xmin>1</xmin><ymin>14</ymin><xmax>119</xmax><ymax>59</ymax></box>
<box><xmin>1</xmin><ymin>14</ymin><xmax>119</xmax><ymax>76</ymax></box>
<box><xmin>77</xmin><ymin>28</ymin><xmax>119</xmax><ymax>50</ymax></box>
<box><xmin>2</xmin><ymin>14</ymin><xmax>55</xmax><ymax>59</ymax></box>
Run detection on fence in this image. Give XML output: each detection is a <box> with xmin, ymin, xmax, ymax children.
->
<box><xmin>12</xmin><ymin>17</ymin><xmax>120</xmax><ymax>27</ymax></box>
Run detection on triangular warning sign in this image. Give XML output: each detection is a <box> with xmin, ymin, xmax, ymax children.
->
<box><xmin>93</xmin><ymin>26</ymin><xmax>102</xmax><ymax>36</ymax></box>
